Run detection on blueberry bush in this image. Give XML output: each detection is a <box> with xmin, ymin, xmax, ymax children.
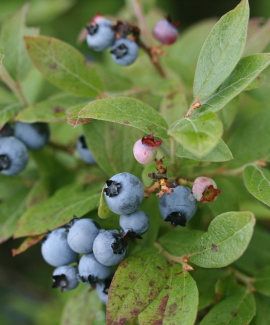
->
<box><xmin>1</xmin><ymin>0</ymin><xmax>270</xmax><ymax>324</ymax></box>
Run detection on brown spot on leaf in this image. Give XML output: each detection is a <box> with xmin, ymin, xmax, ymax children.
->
<box><xmin>211</xmin><ymin>244</ymin><xmax>218</xmax><ymax>252</ymax></box>
<box><xmin>168</xmin><ymin>302</ymin><xmax>178</xmax><ymax>316</ymax></box>
<box><xmin>149</xmin><ymin>280</ymin><xmax>155</xmax><ymax>287</ymax></box>
<box><xmin>124</xmin><ymin>121</ymin><xmax>130</xmax><ymax>125</ymax></box>
<box><xmin>49</xmin><ymin>62</ymin><xmax>57</xmax><ymax>69</ymax></box>
<box><xmin>156</xmin><ymin>265</ymin><xmax>162</xmax><ymax>271</ymax></box>
<box><xmin>53</xmin><ymin>106</ymin><xmax>64</xmax><ymax>113</ymax></box>
<box><xmin>231</xmin><ymin>311</ymin><xmax>238</xmax><ymax>317</ymax></box>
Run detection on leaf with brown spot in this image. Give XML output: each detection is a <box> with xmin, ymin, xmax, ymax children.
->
<box><xmin>24</xmin><ymin>35</ymin><xmax>103</xmax><ymax>97</ymax></box>
<box><xmin>200</xmin><ymin>291</ymin><xmax>256</xmax><ymax>325</ymax></box>
<box><xmin>106</xmin><ymin>248</ymin><xmax>169</xmax><ymax>325</ymax></box>
<box><xmin>139</xmin><ymin>264</ymin><xmax>198</xmax><ymax>325</ymax></box>
<box><xmin>12</xmin><ymin>234</ymin><xmax>45</xmax><ymax>256</ymax></box>
<box><xmin>60</xmin><ymin>285</ymin><xmax>102</xmax><ymax>325</ymax></box>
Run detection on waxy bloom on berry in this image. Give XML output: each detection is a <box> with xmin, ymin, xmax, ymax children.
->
<box><xmin>192</xmin><ymin>177</ymin><xmax>221</xmax><ymax>203</ymax></box>
<box><xmin>133</xmin><ymin>134</ymin><xmax>162</xmax><ymax>164</ymax></box>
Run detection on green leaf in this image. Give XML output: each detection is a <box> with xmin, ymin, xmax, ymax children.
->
<box><xmin>193</xmin><ymin>0</ymin><xmax>249</xmax><ymax>101</ymax></box>
<box><xmin>61</xmin><ymin>286</ymin><xmax>102</xmax><ymax>325</ymax></box>
<box><xmin>234</xmin><ymin>226</ymin><xmax>270</xmax><ymax>275</ymax></box>
<box><xmin>67</xmin><ymin>103</ymin><xmax>92</xmax><ymax>126</ymax></box>
<box><xmin>250</xmin><ymin>293</ymin><xmax>270</xmax><ymax>325</ymax></box>
<box><xmin>14</xmin><ymin>182</ymin><xmax>102</xmax><ymax>237</ymax></box>
<box><xmin>189</xmin><ymin>211</ymin><xmax>255</xmax><ymax>268</ymax></box>
<box><xmin>208</xmin><ymin>178</ymin><xmax>239</xmax><ymax>216</ymax></box>
<box><xmin>0</xmin><ymin>47</ymin><xmax>3</xmax><ymax>68</ymax></box>
<box><xmin>175</xmin><ymin>139</ymin><xmax>233</xmax><ymax>162</ymax></box>
<box><xmin>106</xmin><ymin>248</ymin><xmax>169</xmax><ymax>325</ymax></box>
<box><xmin>244</xmin><ymin>165</ymin><xmax>270</xmax><ymax>207</ymax></box>
<box><xmin>200</xmin><ymin>291</ymin><xmax>256</xmax><ymax>325</ymax></box>
<box><xmin>159</xmin><ymin>90</ymin><xmax>188</xmax><ymax>126</ymax></box>
<box><xmin>24</xmin><ymin>36</ymin><xmax>103</xmax><ymax>97</ymax></box>
<box><xmin>12</xmin><ymin>234</ymin><xmax>45</xmax><ymax>256</ymax></box>
<box><xmin>158</xmin><ymin>229</ymin><xmax>204</xmax><ymax>256</ymax></box>
<box><xmin>26</xmin><ymin>177</ymin><xmax>50</xmax><ymax>208</ymax></box>
<box><xmin>244</xmin><ymin>19</ymin><xmax>270</xmax><ymax>56</ymax></box>
<box><xmin>254</xmin><ymin>266</ymin><xmax>270</xmax><ymax>297</ymax></box>
<box><xmin>168</xmin><ymin>111</ymin><xmax>223</xmax><ymax>157</ymax></box>
<box><xmin>217</xmin><ymin>97</ymin><xmax>239</xmax><ymax>130</ymax></box>
<box><xmin>198</xmin><ymin>54</ymin><xmax>270</xmax><ymax>113</ymax></box>
<box><xmin>0</xmin><ymin>102</ymin><xmax>23</xmax><ymax>128</ymax></box>
<box><xmin>0</xmin><ymin>188</ymin><xmax>29</xmax><ymax>243</ymax></box>
<box><xmin>139</xmin><ymin>265</ymin><xmax>198</xmax><ymax>325</ymax></box>
<box><xmin>0</xmin><ymin>4</ymin><xmax>39</xmax><ymax>81</ymax></box>
<box><xmin>15</xmin><ymin>93</ymin><xmax>89</xmax><ymax>123</ymax></box>
<box><xmin>83</xmin><ymin>119</ymin><xmax>143</xmax><ymax>177</ymax></box>
<box><xmin>79</xmin><ymin>97</ymin><xmax>169</xmax><ymax>139</ymax></box>
<box><xmin>193</xmin><ymin>268</ymin><xmax>229</xmax><ymax>310</ymax></box>
<box><xmin>227</xmin><ymin>110</ymin><xmax>270</xmax><ymax>169</ymax></box>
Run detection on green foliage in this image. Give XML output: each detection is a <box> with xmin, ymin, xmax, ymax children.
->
<box><xmin>1</xmin><ymin>0</ymin><xmax>270</xmax><ymax>324</ymax></box>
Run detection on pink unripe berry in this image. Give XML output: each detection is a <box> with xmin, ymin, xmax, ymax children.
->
<box><xmin>152</xmin><ymin>19</ymin><xmax>179</xmax><ymax>45</ymax></box>
<box><xmin>133</xmin><ymin>134</ymin><xmax>162</xmax><ymax>165</ymax></box>
<box><xmin>192</xmin><ymin>177</ymin><xmax>221</xmax><ymax>203</ymax></box>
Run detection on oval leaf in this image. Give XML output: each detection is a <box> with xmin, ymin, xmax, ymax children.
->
<box><xmin>168</xmin><ymin>111</ymin><xmax>223</xmax><ymax>157</ymax></box>
<box><xmin>244</xmin><ymin>165</ymin><xmax>270</xmax><ymax>207</ymax></box>
<box><xmin>14</xmin><ymin>183</ymin><xmax>102</xmax><ymax>237</ymax></box>
<box><xmin>78</xmin><ymin>97</ymin><xmax>169</xmax><ymax>139</ymax></box>
<box><xmin>61</xmin><ymin>286</ymin><xmax>102</xmax><ymax>325</ymax></box>
<box><xmin>175</xmin><ymin>139</ymin><xmax>233</xmax><ymax>162</ymax></box>
<box><xmin>189</xmin><ymin>211</ymin><xmax>255</xmax><ymax>268</ymax></box>
<box><xmin>200</xmin><ymin>291</ymin><xmax>256</xmax><ymax>325</ymax></box>
<box><xmin>198</xmin><ymin>53</ymin><xmax>270</xmax><ymax>113</ymax></box>
<box><xmin>194</xmin><ymin>0</ymin><xmax>249</xmax><ymax>101</ymax></box>
<box><xmin>24</xmin><ymin>35</ymin><xmax>103</xmax><ymax>97</ymax></box>
<box><xmin>139</xmin><ymin>265</ymin><xmax>198</xmax><ymax>325</ymax></box>
<box><xmin>106</xmin><ymin>248</ymin><xmax>169</xmax><ymax>325</ymax></box>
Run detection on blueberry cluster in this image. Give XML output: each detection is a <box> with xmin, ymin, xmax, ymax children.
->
<box><xmin>0</xmin><ymin>122</ymin><xmax>50</xmax><ymax>176</ymax></box>
<box><xmin>85</xmin><ymin>15</ymin><xmax>139</xmax><ymax>66</ymax></box>
<box><xmin>41</xmin><ymin>172</ymin><xmax>150</xmax><ymax>304</ymax></box>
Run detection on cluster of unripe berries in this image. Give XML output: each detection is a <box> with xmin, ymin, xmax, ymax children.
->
<box><xmin>85</xmin><ymin>14</ymin><xmax>179</xmax><ymax>66</ymax></box>
<box><xmin>0</xmin><ymin>122</ymin><xmax>50</xmax><ymax>176</ymax></box>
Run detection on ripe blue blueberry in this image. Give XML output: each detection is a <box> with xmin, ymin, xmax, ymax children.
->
<box><xmin>52</xmin><ymin>265</ymin><xmax>79</xmax><ymax>291</ymax></box>
<box><xmin>110</xmin><ymin>38</ymin><xmax>139</xmax><ymax>66</ymax></box>
<box><xmin>0</xmin><ymin>123</ymin><xmax>13</xmax><ymax>138</ymax></box>
<box><xmin>159</xmin><ymin>186</ymin><xmax>197</xmax><ymax>227</ymax></box>
<box><xmin>41</xmin><ymin>228</ymin><xmax>78</xmax><ymax>267</ymax></box>
<box><xmin>104</xmin><ymin>172</ymin><xmax>144</xmax><ymax>215</ymax></box>
<box><xmin>86</xmin><ymin>19</ymin><xmax>115</xmax><ymax>51</ymax></box>
<box><xmin>119</xmin><ymin>210</ymin><xmax>150</xmax><ymax>235</ymax></box>
<box><xmin>15</xmin><ymin>122</ymin><xmax>50</xmax><ymax>150</ymax></box>
<box><xmin>67</xmin><ymin>217</ymin><xmax>101</xmax><ymax>254</ymax></box>
<box><xmin>93</xmin><ymin>230</ymin><xmax>127</xmax><ymax>266</ymax></box>
<box><xmin>0</xmin><ymin>136</ymin><xmax>28</xmax><ymax>176</ymax></box>
<box><xmin>96</xmin><ymin>275</ymin><xmax>113</xmax><ymax>305</ymax></box>
<box><xmin>77</xmin><ymin>134</ymin><xmax>96</xmax><ymax>164</ymax></box>
<box><xmin>78</xmin><ymin>253</ymin><xmax>111</xmax><ymax>286</ymax></box>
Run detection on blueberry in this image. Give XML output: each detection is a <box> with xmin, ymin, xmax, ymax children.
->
<box><xmin>77</xmin><ymin>134</ymin><xmax>96</xmax><ymax>164</ymax></box>
<box><xmin>15</xmin><ymin>122</ymin><xmax>50</xmax><ymax>150</ymax></box>
<box><xmin>67</xmin><ymin>217</ymin><xmax>101</xmax><ymax>254</ymax></box>
<box><xmin>93</xmin><ymin>230</ymin><xmax>127</xmax><ymax>266</ymax></box>
<box><xmin>152</xmin><ymin>19</ymin><xmax>178</xmax><ymax>45</ymax></box>
<box><xmin>96</xmin><ymin>275</ymin><xmax>113</xmax><ymax>304</ymax></box>
<box><xmin>0</xmin><ymin>136</ymin><xmax>28</xmax><ymax>175</ymax></box>
<box><xmin>52</xmin><ymin>265</ymin><xmax>79</xmax><ymax>291</ymax></box>
<box><xmin>86</xmin><ymin>19</ymin><xmax>115</xmax><ymax>51</ymax></box>
<box><xmin>41</xmin><ymin>228</ymin><xmax>78</xmax><ymax>267</ymax></box>
<box><xmin>0</xmin><ymin>123</ymin><xmax>13</xmax><ymax>138</ymax></box>
<box><xmin>78</xmin><ymin>253</ymin><xmax>111</xmax><ymax>286</ymax></box>
<box><xmin>133</xmin><ymin>134</ymin><xmax>162</xmax><ymax>164</ymax></box>
<box><xmin>119</xmin><ymin>210</ymin><xmax>150</xmax><ymax>235</ymax></box>
<box><xmin>159</xmin><ymin>186</ymin><xmax>197</xmax><ymax>227</ymax></box>
<box><xmin>110</xmin><ymin>38</ymin><xmax>139</xmax><ymax>66</ymax></box>
<box><xmin>192</xmin><ymin>176</ymin><xmax>221</xmax><ymax>203</ymax></box>
<box><xmin>104</xmin><ymin>172</ymin><xmax>144</xmax><ymax>215</ymax></box>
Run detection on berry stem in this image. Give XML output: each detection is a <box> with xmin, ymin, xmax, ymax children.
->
<box><xmin>0</xmin><ymin>66</ymin><xmax>28</xmax><ymax>106</ymax></box>
<box><xmin>230</xmin><ymin>268</ymin><xmax>255</xmax><ymax>291</ymax></box>
<box><xmin>154</xmin><ymin>242</ymin><xmax>194</xmax><ymax>271</ymax></box>
<box><xmin>131</xmin><ymin>0</ymin><xmax>152</xmax><ymax>45</ymax></box>
<box><xmin>184</xmin><ymin>99</ymin><xmax>201</xmax><ymax>118</ymax></box>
